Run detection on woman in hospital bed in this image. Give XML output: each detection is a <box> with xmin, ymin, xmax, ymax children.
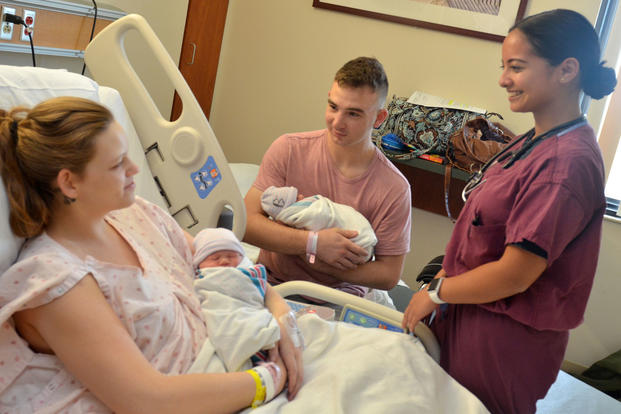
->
<box><xmin>0</xmin><ymin>96</ymin><xmax>488</xmax><ymax>413</ymax></box>
<box><xmin>0</xmin><ymin>97</ymin><xmax>295</xmax><ymax>412</ymax></box>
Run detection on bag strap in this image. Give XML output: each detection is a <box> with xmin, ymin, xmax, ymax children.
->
<box><xmin>444</xmin><ymin>164</ymin><xmax>456</xmax><ymax>222</ymax></box>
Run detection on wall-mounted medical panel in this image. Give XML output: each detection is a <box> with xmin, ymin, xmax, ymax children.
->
<box><xmin>0</xmin><ymin>0</ymin><xmax>124</xmax><ymax>57</ymax></box>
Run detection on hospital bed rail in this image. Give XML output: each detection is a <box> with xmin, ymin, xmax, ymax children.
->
<box><xmin>273</xmin><ymin>280</ymin><xmax>440</xmax><ymax>362</ymax></box>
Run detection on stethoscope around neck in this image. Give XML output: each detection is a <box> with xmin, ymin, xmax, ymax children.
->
<box><xmin>461</xmin><ymin>115</ymin><xmax>587</xmax><ymax>202</ymax></box>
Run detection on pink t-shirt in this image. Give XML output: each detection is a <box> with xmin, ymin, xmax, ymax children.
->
<box><xmin>0</xmin><ymin>197</ymin><xmax>206</xmax><ymax>413</ymax></box>
<box><xmin>253</xmin><ymin>129</ymin><xmax>411</xmax><ymax>295</ymax></box>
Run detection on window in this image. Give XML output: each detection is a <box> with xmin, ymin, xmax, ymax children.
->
<box><xmin>592</xmin><ymin>0</ymin><xmax>621</xmax><ymax>217</ymax></box>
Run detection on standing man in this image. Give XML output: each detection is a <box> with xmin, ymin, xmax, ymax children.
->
<box><xmin>244</xmin><ymin>57</ymin><xmax>411</xmax><ymax>299</ymax></box>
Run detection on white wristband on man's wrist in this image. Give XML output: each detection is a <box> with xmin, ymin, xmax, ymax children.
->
<box><xmin>306</xmin><ymin>231</ymin><xmax>318</xmax><ymax>264</ymax></box>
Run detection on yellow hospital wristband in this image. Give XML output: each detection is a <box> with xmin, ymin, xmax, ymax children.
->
<box><xmin>246</xmin><ymin>368</ymin><xmax>267</xmax><ymax>408</ymax></box>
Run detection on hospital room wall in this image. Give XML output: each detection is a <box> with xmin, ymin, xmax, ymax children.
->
<box><xmin>209</xmin><ymin>0</ymin><xmax>620</xmax><ymax>370</ymax></box>
<box><xmin>0</xmin><ymin>0</ymin><xmax>189</xmax><ymax>119</ymax></box>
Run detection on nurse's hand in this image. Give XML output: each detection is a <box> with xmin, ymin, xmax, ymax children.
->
<box><xmin>402</xmin><ymin>288</ymin><xmax>438</xmax><ymax>334</ymax></box>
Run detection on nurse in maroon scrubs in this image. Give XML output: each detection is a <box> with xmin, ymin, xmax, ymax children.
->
<box><xmin>403</xmin><ymin>9</ymin><xmax>617</xmax><ymax>414</ymax></box>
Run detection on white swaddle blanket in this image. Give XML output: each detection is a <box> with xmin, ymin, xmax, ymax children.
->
<box><xmin>189</xmin><ymin>265</ymin><xmax>280</xmax><ymax>373</ymax></box>
<box><xmin>261</xmin><ymin>186</ymin><xmax>395</xmax><ymax>309</ymax></box>
<box><xmin>261</xmin><ymin>186</ymin><xmax>377</xmax><ymax>262</ymax></box>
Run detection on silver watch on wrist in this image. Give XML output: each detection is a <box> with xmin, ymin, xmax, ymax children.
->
<box><xmin>427</xmin><ymin>277</ymin><xmax>446</xmax><ymax>304</ymax></box>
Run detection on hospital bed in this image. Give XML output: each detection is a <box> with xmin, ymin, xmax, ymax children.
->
<box><xmin>1</xmin><ymin>13</ymin><xmax>620</xmax><ymax>414</ymax></box>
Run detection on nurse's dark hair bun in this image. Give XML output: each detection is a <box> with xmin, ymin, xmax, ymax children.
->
<box><xmin>582</xmin><ymin>62</ymin><xmax>617</xmax><ymax>99</ymax></box>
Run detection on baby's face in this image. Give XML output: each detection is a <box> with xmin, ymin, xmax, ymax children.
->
<box><xmin>199</xmin><ymin>250</ymin><xmax>243</xmax><ymax>268</ymax></box>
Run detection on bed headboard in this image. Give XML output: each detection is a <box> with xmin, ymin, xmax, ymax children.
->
<box><xmin>84</xmin><ymin>14</ymin><xmax>247</xmax><ymax>239</ymax></box>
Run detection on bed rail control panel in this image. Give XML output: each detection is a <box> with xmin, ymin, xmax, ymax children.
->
<box><xmin>340</xmin><ymin>304</ymin><xmax>404</xmax><ymax>332</ymax></box>
<box><xmin>190</xmin><ymin>156</ymin><xmax>222</xmax><ymax>199</ymax></box>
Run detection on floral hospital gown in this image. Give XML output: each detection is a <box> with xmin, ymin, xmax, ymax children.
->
<box><xmin>0</xmin><ymin>197</ymin><xmax>207</xmax><ymax>413</ymax></box>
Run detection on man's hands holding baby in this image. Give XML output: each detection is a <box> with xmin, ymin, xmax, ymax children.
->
<box><xmin>309</xmin><ymin>228</ymin><xmax>367</xmax><ymax>271</ymax></box>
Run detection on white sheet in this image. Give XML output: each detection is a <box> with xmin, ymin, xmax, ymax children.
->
<box><xmin>536</xmin><ymin>370</ymin><xmax>621</xmax><ymax>413</ymax></box>
<box><xmin>245</xmin><ymin>315</ymin><xmax>489</xmax><ymax>414</ymax></box>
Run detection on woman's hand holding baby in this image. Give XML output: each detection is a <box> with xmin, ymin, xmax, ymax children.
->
<box><xmin>272</xmin><ymin>311</ymin><xmax>304</xmax><ymax>400</ymax></box>
<box><xmin>264</xmin><ymin>286</ymin><xmax>304</xmax><ymax>400</ymax></box>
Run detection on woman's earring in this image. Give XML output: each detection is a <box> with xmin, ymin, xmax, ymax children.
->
<box><xmin>63</xmin><ymin>195</ymin><xmax>76</xmax><ymax>205</ymax></box>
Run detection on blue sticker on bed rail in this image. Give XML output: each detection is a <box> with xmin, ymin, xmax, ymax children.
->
<box><xmin>191</xmin><ymin>156</ymin><xmax>221</xmax><ymax>199</ymax></box>
<box><xmin>340</xmin><ymin>305</ymin><xmax>404</xmax><ymax>333</ymax></box>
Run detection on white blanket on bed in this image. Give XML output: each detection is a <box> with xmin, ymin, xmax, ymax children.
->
<box><xmin>188</xmin><ymin>270</ymin><xmax>488</xmax><ymax>413</ymax></box>
<box><xmin>245</xmin><ymin>315</ymin><xmax>489</xmax><ymax>413</ymax></box>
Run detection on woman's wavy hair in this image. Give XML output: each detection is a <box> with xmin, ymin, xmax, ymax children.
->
<box><xmin>0</xmin><ymin>96</ymin><xmax>113</xmax><ymax>238</ymax></box>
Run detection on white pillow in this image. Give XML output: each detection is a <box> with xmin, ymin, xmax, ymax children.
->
<box><xmin>0</xmin><ymin>184</ymin><xmax>23</xmax><ymax>277</ymax></box>
<box><xmin>0</xmin><ymin>65</ymin><xmax>100</xmax><ymax>110</ymax></box>
<box><xmin>0</xmin><ymin>66</ymin><xmax>102</xmax><ymax>274</ymax></box>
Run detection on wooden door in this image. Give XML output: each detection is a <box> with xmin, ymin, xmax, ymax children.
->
<box><xmin>171</xmin><ymin>0</ymin><xmax>229</xmax><ymax>121</ymax></box>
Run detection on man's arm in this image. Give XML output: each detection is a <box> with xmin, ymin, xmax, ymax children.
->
<box><xmin>244</xmin><ymin>187</ymin><xmax>308</xmax><ymax>255</ymax></box>
<box><xmin>244</xmin><ymin>187</ymin><xmax>367</xmax><ymax>268</ymax></box>
<box><xmin>309</xmin><ymin>253</ymin><xmax>406</xmax><ymax>290</ymax></box>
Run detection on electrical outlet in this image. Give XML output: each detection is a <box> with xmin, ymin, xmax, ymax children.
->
<box><xmin>0</xmin><ymin>6</ymin><xmax>16</xmax><ymax>40</ymax></box>
<box><xmin>20</xmin><ymin>9</ymin><xmax>35</xmax><ymax>42</ymax></box>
